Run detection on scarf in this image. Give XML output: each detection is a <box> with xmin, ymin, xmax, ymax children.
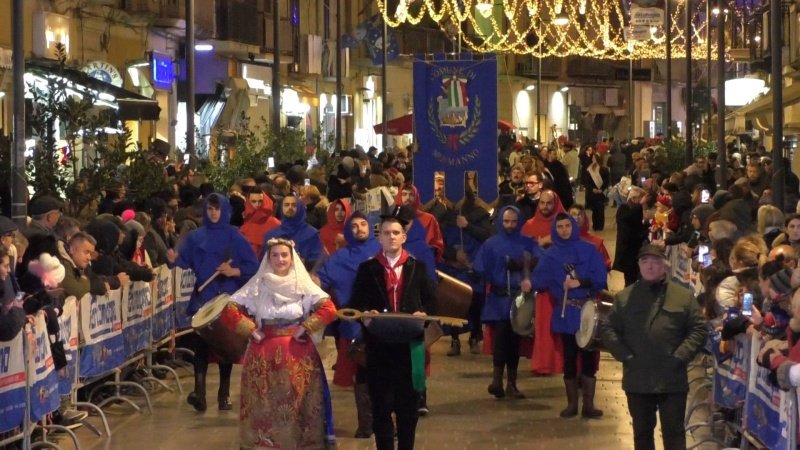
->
<box><xmin>588</xmin><ymin>164</ymin><xmax>604</xmax><ymax>190</ymax></box>
<box><xmin>375</xmin><ymin>250</ymin><xmax>409</xmax><ymax>312</ymax></box>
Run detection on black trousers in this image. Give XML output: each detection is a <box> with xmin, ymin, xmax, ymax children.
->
<box><xmin>192</xmin><ymin>333</ymin><xmax>233</xmax><ymax>397</ymax></box>
<box><xmin>449</xmin><ymin>291</ymin><xmax>485</xmax><ymax>341</ymax></box>
<box><xmin>491</xmin><ymin>320</ymin><xmax>520</xmax><ymax>371</ymax></box>
<box><xmin>588</xmin><ymin>193</ymin><xmax>606</xmax><ymax>230</ymax></box>
<box><xmin>626</xmin><ymin>392</ymin><xmax>688</xmax><ymax>450</ymax></box>
<box><xmin>366</xmin><ymin>363</ymin><xmax>418</xmax><ymax>450</ymax></box>
<box><xmin>561</xmin><ymin>333</ymin><xmax>598</xmax><ymax>379</ymax></box>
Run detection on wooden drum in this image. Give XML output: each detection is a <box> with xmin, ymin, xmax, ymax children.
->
<box><xmin>434</xmin><ymin>270</ymin><xmax>473</xmax><ymax>320</ymax></box>
<box><xmin>191</xmin><ymin>294</ymin><xmax>256</xmax><ymax>363</ymax></box>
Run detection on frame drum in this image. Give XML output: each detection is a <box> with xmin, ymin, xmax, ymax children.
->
<box><xmin>435</xmin><ymin>270</ymin><xmax>473</xmax><ymax>320</ymax></box>
<box><xmin>575</xmin><ymin>300</ymin><xmax>613</xmax><ymax>351</ymax></box>
<box><xmin>191</xmin><ymin>294</ymin><xmax>256</xmax><ymax>363</ymax></box>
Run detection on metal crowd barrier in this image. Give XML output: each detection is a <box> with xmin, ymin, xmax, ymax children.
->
<box><xmin>0</xmin><ymin>265</ymin><xmax>198</xmax><ymax>449</ymax></box>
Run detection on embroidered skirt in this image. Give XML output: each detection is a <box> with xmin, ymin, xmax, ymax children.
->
<box><xmin>240</xmin><ymin>326</ymin><xmax>327</xmax><ymax>450</ymax></box>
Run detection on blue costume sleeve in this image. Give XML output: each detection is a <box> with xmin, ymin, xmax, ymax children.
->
<box><xmin>230</xmin><ymin>231</ymin><xmax>259</xmax><ymax>285</ymax></box>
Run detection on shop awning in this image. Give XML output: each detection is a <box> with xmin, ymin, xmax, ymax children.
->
<box><xmin>26</xmin><ymin>58</ymin><xmax>161</xmax><ymax>121</ymax></box>
<box><xmin>374</xmin><ymin>113</ymin><xmax>518</xmax><ymax>135</ymax></box>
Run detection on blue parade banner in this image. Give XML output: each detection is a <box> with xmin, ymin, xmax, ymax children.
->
<box><xmin>713</xmin><ymin>334</ymin><xmax>750</xmax><ymax>409</ymax></box>
<box><xmin>79</xmin><ymin>291</ymin><xmax>125</xmax><ymax>378</ymax></box>
<box><xmin>56</xmin><ymin>298</ymin><xmax>79</xmax><ymax>397</ymax></box>
<box><xmin>31</xmin><ymin>312</ymin><xmax>59</xmax><ymax>422</ymax></box>
<box><xmin>122</xmin><ymin>281</ymin><xmax>152</xmax><ymax>356</ymax></box>
<box><xmin>0</xmin><ymin>329</ymin><xmax>26</xmax><ymax>433</ymax></box>
<box><xmin>152</xmin><ymin>266</ymin><xmax>175</xmax><ymax>340</ymax></box>
<box><xmin>746</xmin><ymin>336</ymin><xmax>794</xmax><ymax>449</ymax></box>
<box><xmin>174</xmin><ymin>267</ymin><xmax>196</xmax><ymax>329</ymax></box>
<box><xmin>413</xmin><ymin>54</ymin><xmax>498</xmax><ymax>204</ymax></box>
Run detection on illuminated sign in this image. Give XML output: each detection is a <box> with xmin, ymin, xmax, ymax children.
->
<box><xmin>82</xmin><ymin>61</ymin><xmax>123</xmax><ymax>87</ymax></box>
<box><xmin>151</xmin><ymin>51</ymin><xmax>175</xmax><ymax>90</ymax></box>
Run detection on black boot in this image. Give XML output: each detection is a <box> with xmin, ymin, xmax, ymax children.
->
<box><xmin>487</xmin><ymin>365</ymin><xmax>505</xmax><ymax>398</ymax></box>
<box><xmin>468</xmin><ymin>337</ymin><xmax>481</xmax><ymax>355</ymax></box>
<box><xmin>581</xmin><ymin>375</ymin><xmax>603</xmax><ymax>419</ymax></box>
<box><xmin>417</xmin><ymin>389</ymin><xmax>429</xmax><ymax>416</ymax></box>
<box><xmin>218</xmin><ymin>363</ymin><xmax>233</xmax><ymax>410</ymax></box>
<box><xmin>447</xmin><ymin>337</ymin><xmax>461</xmax><ymax>356</ymax></box>
<box><xmin>559</xmin><ymin>378</ymin><xmax>579</xmax><ymax>418</ymax></box>
<box><xmin>353</xmin><ymin>383</ymin><xmax>373</xmax><ymax>438</ymax></box>
<box><xmin>187</xmin><ymin>372</ymin><xmax>207</xmax><ymax>412</ymax></box>
<box><xmin>505</xmin><ymin>367</ymin><xmax>525</xmax><ymax>399</ymax></box>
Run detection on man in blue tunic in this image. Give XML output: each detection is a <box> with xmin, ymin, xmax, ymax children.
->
<box><xmin>474</xmin><ymin>205</ymin><xmax>541</xmax><ymax>399</ymax></box>
<box><xmin>314</xmin><ymin>211</ymin><xmax>381</xmax><ymax>438</ymax></box>
<box><xmin>172</xmin><ymin>193</ymin><xmax>259</xmax><ymax>411</ymax></box>
<box><xmin>532</xmin><ymin>212</ymin><xmax>607</xmax><ymax>419</ymax></box>
<box><xmin>260</xmin><ymin>194</ymin><xmax>323</xmax><ymax>270</ymax></box>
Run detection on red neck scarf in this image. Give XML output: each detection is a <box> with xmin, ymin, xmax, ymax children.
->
<box><xmin>375</xmin><ymin>250</ymin><xmax>409</xmax><ymax>312</ymax></box>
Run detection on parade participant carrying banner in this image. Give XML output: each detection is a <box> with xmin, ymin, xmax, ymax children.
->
<box><xmin>30</xmin><ymin>311</ymin><xmax>60</xmax><ymax>421</ymax></box>
<box><xmin>746</xmin><ymin>335</ymin><xmax>795</xmax><ymax>449</ymax></box>
<box><xmin>152</xmin><ymin>265</ymin><xmax>174</xmax><ymax>340</ymax></box>
<box><xmin>122</xmin><ymin>281</ymin><xmax>152</xmax><ymax>356</ymax></box>
<box><xmin>174</xmin><ymin>267</ymin><xmax>196</xmax><ymax>329</ymax></box>
<box><xmin>57</xmin><ymin>297</ymin><xmax>79</xmax><ymax>397</ymax></box>
<box><xmin>413</xmin><ymin>54</ymin><xmax>498</xmax><ymax>205</ymax></box>
<box><xmin>79</xmin><ymin>290</ymin><xmax>125</xmax><ymax>377</ymax></box>
<box><xmin>0</xmin><ymin>328</ymin><xmax>25</xmax><ymax>432</ymax></box>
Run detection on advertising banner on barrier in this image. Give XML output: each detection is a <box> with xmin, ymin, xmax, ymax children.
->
<box><xmin>122</xmin><ymin>281</ymin><xmax>152</xmax><ymax>356</ymax></box>
<box><xmin>412</xmin><ymin>53</ymin><xmax>499</xmax><ymax>205</ymax></box>
<box><xmin>0</xmin><ymin>329</ymin><xmax>26</xmax><ymax>433</ymax></box>
<box><xmin>80</xmin><ymin>290</ymin><xmax>124</xmax><ymax>377</ymax></box>
<box><xmin>153</xmin><ymin>265</ymin><xmax>174</xmax><ymax>340</ymax></box>
<box><xmin>31</xmin><ymin>312</ymin><xmax>59</xmax><ymax>421</ymax></box>
<box><xmin>174</xmin><ymin>267</ymin><xmax>195</xmax><ymax>329</ymax></box>
<box><xmin>746</xmin><ymin>336</ymin><xmax>794</xmax><ymax>448</ymax></box>
<box><xmin>714</xmin><ymin>334</ymin><xmax>750</xmax><ymax>409</ymax></box>
<box><xmin>57</xmin><ymin>297</ymin><xmax>79</xmax><ymax>396</ymax></box>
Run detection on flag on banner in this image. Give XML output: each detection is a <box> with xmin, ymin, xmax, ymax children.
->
<box><xmin>366</xmin><ymin>17</ymin><xmax>399</xmax><ymax>66</ymax></box>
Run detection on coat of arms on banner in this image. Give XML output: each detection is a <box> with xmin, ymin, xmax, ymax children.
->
<box><xmin>428</xmin><ymin>70</ymin><xmax>481</xmax><ymax>151</ymax></box>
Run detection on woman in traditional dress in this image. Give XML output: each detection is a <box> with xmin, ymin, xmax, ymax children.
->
<box><xmin>231</xmin><ymin>237</ymin><xmax>337</xmax><ymax>450</ymax></box>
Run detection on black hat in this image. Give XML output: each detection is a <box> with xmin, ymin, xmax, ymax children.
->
<box><xmin>770</xmin><ymin>269</ymin><xmax>793</xmax><ymax>296</ymax></box>
<box><xmin>28</xmin><ymin>196</ymin><xmax>64</xmax><ymax>216</ymax></box>
<box><xmin>0</xmin><ymin>216</ymin><xmax>18</xmax><ymax>235</ymax></box>
<box><xmin>638</xmin><ymin>244</ymin><xmax>667</xmax><ymax>260</ymax></box>
<box><xmin>381</xmin><ymin>205</ymin><xmax>415</xmax><ymax>227</ymax></box>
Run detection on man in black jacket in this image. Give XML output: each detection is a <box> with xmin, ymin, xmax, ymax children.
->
<box><xmin>601</xmin><ymin>245</ymin><xmax>707</xmax><ymax>450</ymax></box>
<box><xmin>349</xmin><ymin>210</ymin><xmax>437</xmax><ymax>450</ymax></box>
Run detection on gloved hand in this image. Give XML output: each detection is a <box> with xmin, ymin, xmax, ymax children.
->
<box><xmin>505</xmin><ymin>259</ymin><xmax>523</xmax><ymax>271</ymax></box>
<box><xmin>720</xmin><ymin>316</ymin><xmax>750</xmax><ymax>340</ymax></box>
<box><xmin>777</xmin><ymin>361</ymin><xmax>794</xmax><ymax>391</ymax></box>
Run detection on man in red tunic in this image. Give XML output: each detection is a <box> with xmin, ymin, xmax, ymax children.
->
<box><xmin>239</xmin><ymin>191</ymin><xmax>280</xmax><ymax>258</ymax></box>
<box><xmin>569</xmin><ymin>204</ymin><xmax>612</xmax><ymax>270</ymax></box>
<box><xmin>521</xmin><ymin>190</ymin><xmax>566</xmax><ymax>375</ymax></box>
<box><xmin>395</xmin><ymin>184</ymin><xmax>444</xmax><ymax>261</ymax></box>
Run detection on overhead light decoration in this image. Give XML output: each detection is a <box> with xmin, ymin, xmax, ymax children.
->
<box><xmin>376</xmin><ymin>0</ymin><xmax>727</xmax><ymax>60</ymax></box>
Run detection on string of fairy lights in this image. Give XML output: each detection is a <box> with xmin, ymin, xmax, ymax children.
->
<box><xmin>377</xmin><ymin>0</ymin><xmax>727</xmax><ymax>60</ymax></box>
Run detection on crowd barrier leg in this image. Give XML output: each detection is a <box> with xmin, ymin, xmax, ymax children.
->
<box><xmin>89</xmin><ymin>367</ymin><xmax>153</xmax><ymax>414</ymax></box>
<box><xmin>72</xmin><ymin>401</ymin><xmax>111</xmax><ymax>437</ymax></box>
<box><xmin>32</xmin><ymin>420</ymin><xmax>81</xmax><ymax>450</ymax></box>
<box><xmin>140</xmin><ymin>348</ymin><xmax>183</xmax><ymax>395</ymax></box>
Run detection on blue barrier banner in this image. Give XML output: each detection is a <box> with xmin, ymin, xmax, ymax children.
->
<box><xmin>746</xmin><ymin>336</ymin><xmax>794</xmax><ymax>449</ymax></box>
<box><xmin>174</xmin><ymin>267</ymin><xmax>195</xmax><ymax>329</ymax></box>
<box><xmin>0</xmin><ymin>329</ymin><xmax>26</xmax><ymax>433</ymax></box>
<box><xmin>79</xmin><ymin>291</ymin><xmax>125</xmax><ymax>378</ymax></box>
<box><xmin>714</xmin><ymin>334</ymin><xmax>750</xmax><ymax>409</ymax></box>
<box><xmin>412</xmin><ymin>54</ymin><xmax>498</xmax><ymax>204</ymax></box>
<box><xmin>122</xmin><ymin>281</ymin><xmax>152</xmax><ymax>356</ymax></box>
<box><xmin>56</xmin><ymin>298</ymin><xmax>79</xmax><ymax>397</ymax></box>
<box><xmin>152</xmin><ymin>266</ymin><xmax>174</xmax><ymax>340</ymax></box>
<box><xmin>30</xmin><ymin>312</ymin><xmax>59</xmax><ymax>422</ymax></box>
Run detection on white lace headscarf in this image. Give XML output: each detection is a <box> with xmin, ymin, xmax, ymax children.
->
<box><xmin>231</xmin><ymin>238</ymin><xmax>329</xmax><ymax>323</ymax></box>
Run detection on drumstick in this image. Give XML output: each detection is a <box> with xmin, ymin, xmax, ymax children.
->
<box><xmin>561</xmin><ymin>288</ymin><xmax>568</xmax><ymax>319</ymax></box>
<box><xmin>197</xmin><ymin>259</ymin><xmax>233</xmax><ymax>293</ymax></box>
<box><xmin>336</xmin><ymin>308</ymin><xmax>468</xmax><ymax>328</ymax></box>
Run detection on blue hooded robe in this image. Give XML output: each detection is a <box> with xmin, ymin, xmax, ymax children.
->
<box><xmin>531</xmin><ymin>214</ymin><xmax>607</xmax><ymax>334</ymax></box>
<box><xmin>404</xmin><ymin>218</ymin><xmax>438</xmax><ymax>283</ymax></box>
<box><xmin>176</xmin><ymin>193</ymin><xmax>259</xmax><ymax>316</ymax></box>
<box><xmin>260</xmin><ymin>197</ymin><xmax>323</xmax><ymax>267</ymax></box>
<box><xmin>316</xmin><ymin>215</ymin><xmax>381</xmax><ymax>339</ymax></box>
<box><xmin>473</xmin><ymin>206</ymin><xmax>541</xmax><ymax>322</ymax></box>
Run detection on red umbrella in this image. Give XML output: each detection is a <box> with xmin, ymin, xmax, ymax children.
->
<box><xmin>497</xmin><ymin>119</ymin><xmax>516</xmax><ymax>132</ymax></box>
<box><xmin>374</xmin><ymin>113</ymin><xmax>414</xmax><ymax>135</ymax></box>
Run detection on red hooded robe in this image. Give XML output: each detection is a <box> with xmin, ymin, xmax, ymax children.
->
<box><xmin>578</xmin><ymin>216</ymin><xmax>612</xmax><ymax>270</ymax></box>
<box><xmin>521</xmin><ymin>192</ymin><xmax>566</xmax><ymax>375</ymax></box>
<box><xmin>394</xmin><ymin>185</ymin><xmax>444</xmax><ymax>261</ymax></box>
<box><xmin>319</xmin><ymin>199</ymin><xmax>352</xmax><ymax>255</ymax></box>
<box><xmin>239</xmin><ymin>193</ymin><xmax>281</xmax><ymax>257</ymax></box>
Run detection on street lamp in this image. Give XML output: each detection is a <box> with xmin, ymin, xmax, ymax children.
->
<box><xmin>553</xmin><ymin>12</ymin><xmax>569</xmax><ymax>26</ymax></box>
